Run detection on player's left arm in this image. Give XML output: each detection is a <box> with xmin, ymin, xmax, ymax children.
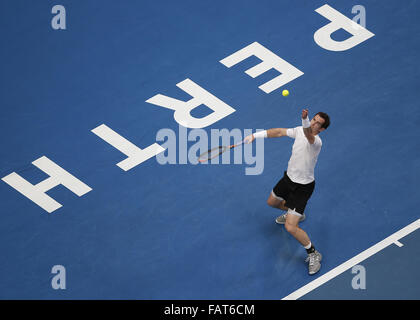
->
<box><xmin>302</xmin><ymin>109</ymin><xmax>315</xmax><ymax>144</ymax></box>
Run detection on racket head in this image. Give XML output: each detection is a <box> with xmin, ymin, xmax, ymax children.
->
<box><xmin>198</xmin><ymin>146</ymin><xmax>228</xmax><ymax>162</ymax></box>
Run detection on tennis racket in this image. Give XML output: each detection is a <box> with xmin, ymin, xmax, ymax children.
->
<box><xmin>198</xmin><ymin>140</ymin><xmax>245</xmax><ymax>162</ymax></box>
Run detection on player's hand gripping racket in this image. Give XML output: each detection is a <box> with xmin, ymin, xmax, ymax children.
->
<box><xmin>198</xmin><ymin>139</ymin><xmax>245</xmax><ymax>162</ymax></box>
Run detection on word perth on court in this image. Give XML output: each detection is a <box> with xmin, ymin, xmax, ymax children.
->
<box><xmin>1</xmin><ymin>4</ymin><xmax>374</xmax><ymax>214</ymax></box>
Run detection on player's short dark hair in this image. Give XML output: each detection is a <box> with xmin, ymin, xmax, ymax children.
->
<box><xmin>315</xmin><ymin>112</ymin><xmax>330</xmax><ymax>129</ymax></box>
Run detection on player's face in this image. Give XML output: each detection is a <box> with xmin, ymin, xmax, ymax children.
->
<box><xmin>311</xmin><ymin>114</ymin><xmax>326</xmax><ymax>133</ymax></box>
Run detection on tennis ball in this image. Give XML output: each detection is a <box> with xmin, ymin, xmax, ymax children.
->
<box><xmin>282</xmin><ymin>89</ymin><xmax>289</xmax><ymax>97</ymax></box>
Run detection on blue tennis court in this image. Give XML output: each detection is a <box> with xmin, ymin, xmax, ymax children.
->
<box><xmin>0</xmin><ymin>0</ymin><xmax>419</xmax><ymax>299</ymax></box>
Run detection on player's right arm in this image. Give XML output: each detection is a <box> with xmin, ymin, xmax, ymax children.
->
<box><xmin>267</xmin><ymin>128</ymin><xmax>288</xmax><ymax>138</ymax></box>
<box><xmin>244</xmin><ymin>128</ymin><xmax>288</xmax><ymax>143</ymax></box>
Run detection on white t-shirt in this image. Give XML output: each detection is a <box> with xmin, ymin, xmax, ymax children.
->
<box><xmin>286</xmin><ymin>126</ymin><xmax>322</xmax><ymax>184</ymax></box>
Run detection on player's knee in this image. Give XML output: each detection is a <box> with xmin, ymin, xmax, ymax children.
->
<box><xmin>267</xmin><ymin>196</ymin><xmax>280</xmax><ymax>208</ymax></box>
<box><xmin>267</xmin><ymin>195</ymin><xmax>286</xmax><ymax>209</ymax></box>
<box><xmin>279</xmin><ymin>201</ymin><xmax>287</xmax><ymax>211</ymax></box>
<box><xmin>285</xmin><ymin>223</ymin><xmax>297</xmax><ymax>235</ymax></box>
<box><xmin>267</xmin><ymin>197</ymin><xmax>276</xmax><ymax>208</ymax></box>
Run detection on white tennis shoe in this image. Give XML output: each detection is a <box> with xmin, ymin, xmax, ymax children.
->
<box><xmin>275</xmin><ymin>213</ymin><xmax>306</xmax><ymax>224</ymax></box>
<box><xmin>305</xmin><ymin>250</ymin><xmax>322</xmax><ymax>275</ymax></box>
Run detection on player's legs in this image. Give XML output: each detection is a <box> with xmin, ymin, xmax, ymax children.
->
<box><xmin>268</xmin><ymin>191</ymin><xmax>307</xmax><ymax>224</ymax></box>
<box><xmin>268</xmin><ymin>172</ymin><xmax>291</xmax><ymax>211</ymax></box>
<box><xmin>267</xmin><ymin>192</ymin><xmax>288</xmax><ymax>211</ymax></box>
<box><xmin>284</xmin><ymin>210</ymin><xmax>310</xmax><ymax>246</ymax></box>
<box><xmin>284</xmin><ymin>208</ymin><xmax>322</xmax><ymax>275</ymax></box>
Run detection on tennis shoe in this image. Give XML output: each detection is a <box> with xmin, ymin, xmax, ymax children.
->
<box><xmin>275</xmin><ymin>213</ymin><xmax>306</xmax><ymax>224</ymax></box>
<box><xmin>305</xmin><ymin>250</ymin><xmax>322</xmax><ymax>275</ymax></box>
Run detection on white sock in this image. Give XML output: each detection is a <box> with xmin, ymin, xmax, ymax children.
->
<box><xmin>304</xmin><ymin>242</ymin><xmax>312</xmax><ymax>250</ymax></box>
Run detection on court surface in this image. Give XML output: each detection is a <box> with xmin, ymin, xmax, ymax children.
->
<box><xmin>1</xmin><ymin>0</ymin><xmax>419</xmax><ymax>299</ymax></box>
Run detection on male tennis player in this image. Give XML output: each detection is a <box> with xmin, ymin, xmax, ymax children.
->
<box><xmin>244</xmin><ymin>109</ymin><xmax>330</xmax><ymax>275</ymax></box>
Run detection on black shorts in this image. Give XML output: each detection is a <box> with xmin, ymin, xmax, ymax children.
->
<box><xmin>272</xmin><ymin>171</ymin><xmax>315</xmax><ymax>215</ymax></box>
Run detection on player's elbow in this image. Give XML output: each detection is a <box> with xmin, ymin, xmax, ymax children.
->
<box><xmin>278</xmin><ymin>128</ymin><xmax>288</xmax><ymax>137</ymax></box>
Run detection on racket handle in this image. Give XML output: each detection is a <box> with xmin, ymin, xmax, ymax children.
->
<box><xmin>230</xmin><ymin>140</ymin><xmax>245</xmax><ymax>148</ymax></box>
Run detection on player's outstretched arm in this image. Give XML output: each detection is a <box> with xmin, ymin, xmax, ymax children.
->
<box><xmin>302</xmin><ymin>109</ymin><xmax>315</xmax><ymax>144</ymax></box>
<box><xmin>244</xmin><ymin>128</ymin><xmax>288</xmax><ymax>143</ymax></box>
<box><xmin>267</xmin><ymin>128</ymin><xmax>288</xmax><ymax>138</ymax></box>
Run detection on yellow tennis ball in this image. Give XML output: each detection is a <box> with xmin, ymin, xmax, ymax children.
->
<box><xmin>282</xmin><ymin>89</ymin><xmax>289</xmax><ymax>97</ymax></box>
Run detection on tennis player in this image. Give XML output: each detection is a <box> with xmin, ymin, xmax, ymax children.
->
<box><xmin>244</xmin><ymin>109</ymin><xmax>330</xmax><ymax>275</ymax></box>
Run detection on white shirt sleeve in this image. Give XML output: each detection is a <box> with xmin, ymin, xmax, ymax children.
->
<box><xmin>286</xmin><ymin>127</ymin><xmax>297</xmax><ymax>139</ymax></box>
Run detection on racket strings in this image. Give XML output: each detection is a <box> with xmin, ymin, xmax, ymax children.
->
<box><xmin>197</xmin><ymin>140</ymin><xmax>244</xmax><ymax>162</ymax></box>
<box><xmin>198</xmin><ymin>146</ymin><xmax>227</xmax><ymax>161</ymax></box>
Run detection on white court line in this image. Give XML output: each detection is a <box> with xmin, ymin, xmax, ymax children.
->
<box><xmin>282</xmin><ymin>218</ymin><xmax>420</xmax><ymax>300</ymax></box>
<box><xmin>394</xmin><ymin>240</ymin><xmax>404</xmax><ymax>248</ymax></box>
<box><xmin>394</xmin><ymin>240</ymin><xmax>404</xmax><ymax>247</ymax></box>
